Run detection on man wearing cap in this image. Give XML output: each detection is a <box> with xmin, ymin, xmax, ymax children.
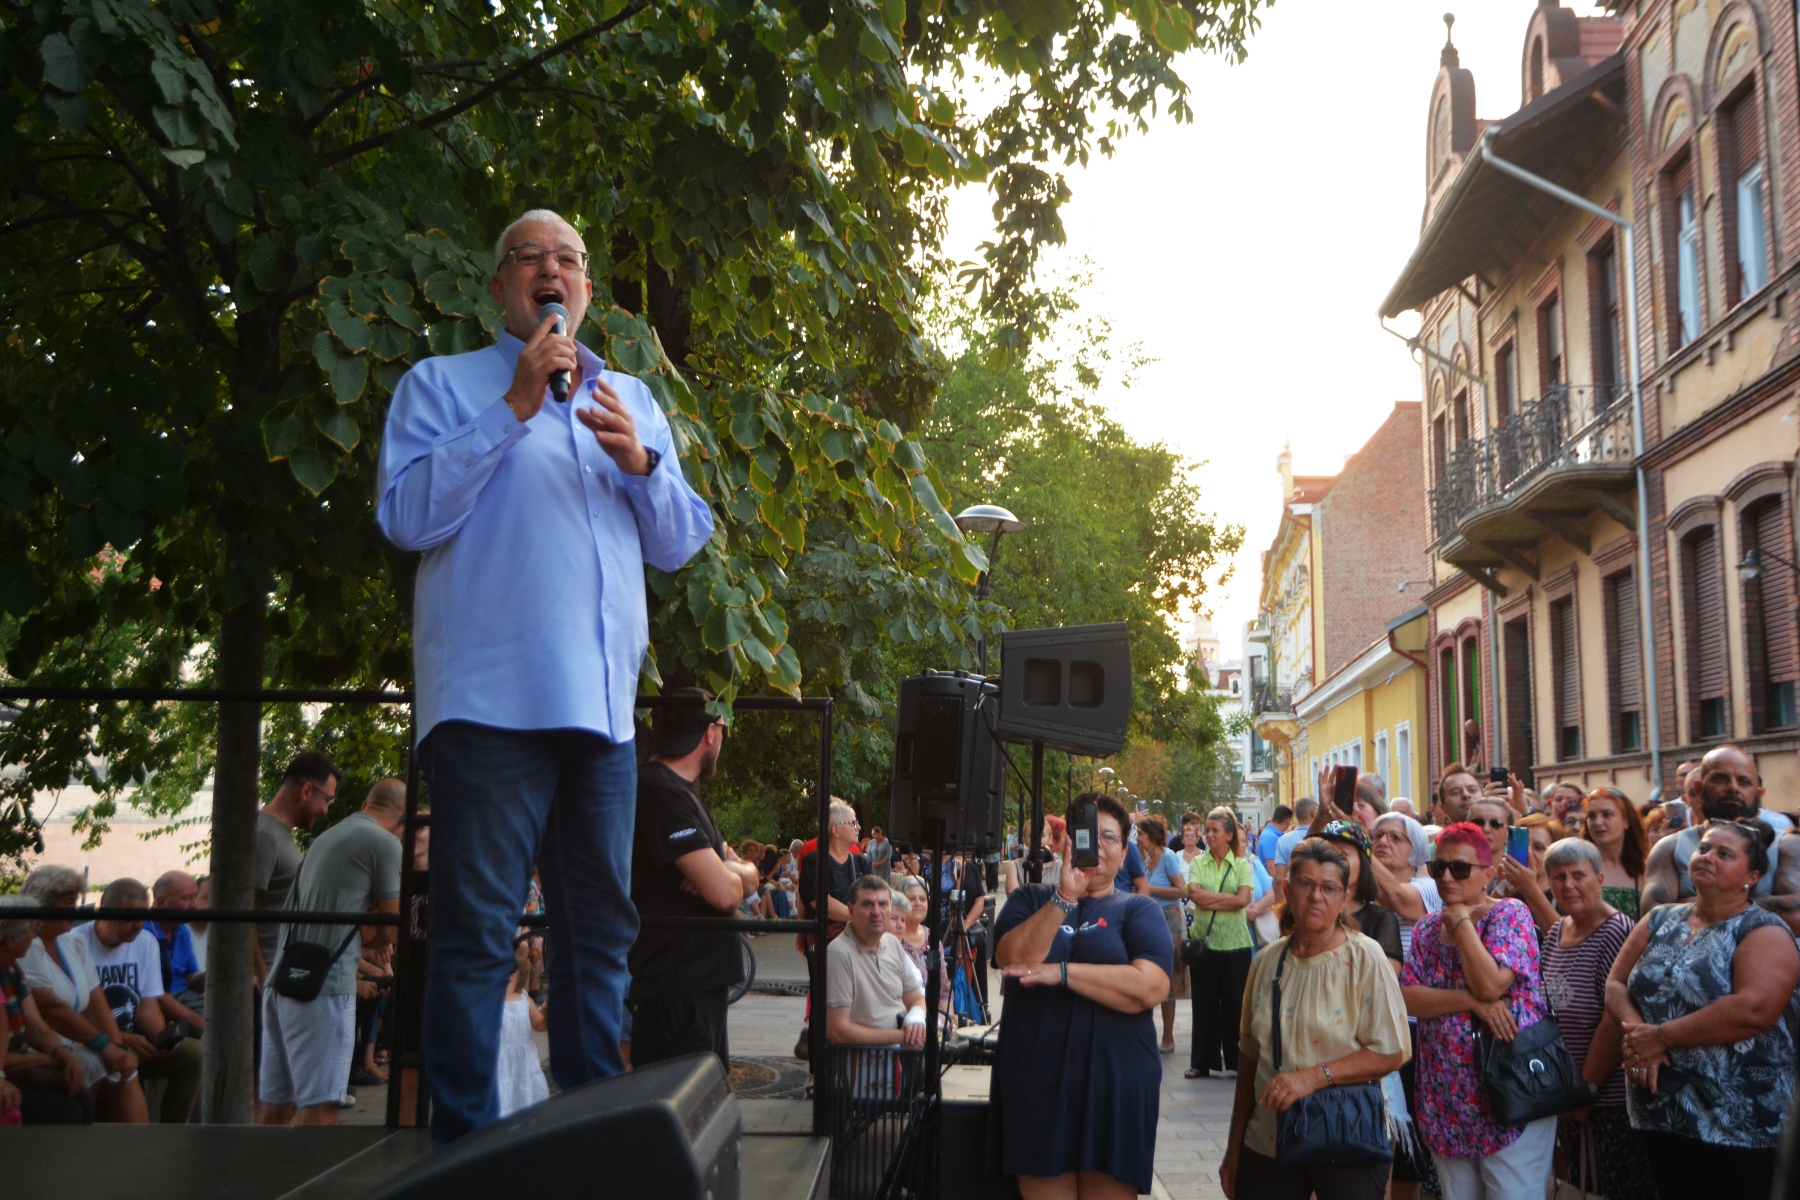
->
<box><xmin>376</xmin><ymin>209</ymin><xmax>714</xmax><ymax>1142</ymax></box>
<box><xmin>627</xmin><ymin>689</ymin><xmax>759</xmax><ymax>1071</ymax></box>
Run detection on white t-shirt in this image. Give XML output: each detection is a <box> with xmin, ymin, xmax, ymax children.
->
<box><xmin>20</xmin><ymin>929</ymin><xmax>101</xmax><ymax>1014</ymax></box>
<box><xmin>78</xmin><ymin>924</ymin><xmax>164</xmax><ymax>1031</ymax></box>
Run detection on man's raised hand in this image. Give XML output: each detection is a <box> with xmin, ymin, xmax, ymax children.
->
<box><xmin>576</xmin><ymin>378</ymin><xmax>651</xmax><ymax>475</ymax></box>
<box><xmin>504</xmin><ymin>313</ymin><xmax>579</xmax><ymax>422</ymax></box>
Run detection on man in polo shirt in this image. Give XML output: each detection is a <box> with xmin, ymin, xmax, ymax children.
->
<box><xmin>825</xmin><ymin>876</ymin><xmax>926</xmax><ymax>1048</ymax></box>
<box><xmin>1269</xmin><ymin>797</ymin><xmax>1318</xmax><ymax>901</ymax></box>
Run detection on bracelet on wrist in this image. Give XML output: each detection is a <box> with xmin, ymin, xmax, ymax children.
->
<box><xmin>1060</xmin><ymin>961</ymin><xmax>1069</xmax><ymax>988</ymax></box>
<box><xmin>1321</xmin><ymin>1063</ymin><xmax>1335</xmax><ymax>1088</ymax></box>
<box><xmin>85</xmin><ymin>1032</ymin><xmax>112</xmax><ymax>1054</ymax></box>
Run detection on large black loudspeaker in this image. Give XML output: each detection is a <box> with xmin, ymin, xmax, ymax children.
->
<box><xmin>369</xmin><ymin>1054</ymin><xmax>740</xmax><ymax>1200</ymax></box>
<box><xmin>888</xmin><ymin>671</ymin><xmax>1005</xmax><ymax>854</ymax></box>
<box><xmin>995</xmin><ymin>623</ymin><xmax>1132</xmax><ymax>756</ymax></box>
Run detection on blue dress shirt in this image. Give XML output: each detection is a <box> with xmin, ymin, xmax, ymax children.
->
<box><xmin>377</xmin><ymin>330</ymin><xmax>714</xmax><ymax>742</ymax></box>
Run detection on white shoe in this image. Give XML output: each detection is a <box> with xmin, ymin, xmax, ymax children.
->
<box><xmin>337</xmin><ymin>1092</ymin><xmax>357</xmax><ymax>1109</ymax></box>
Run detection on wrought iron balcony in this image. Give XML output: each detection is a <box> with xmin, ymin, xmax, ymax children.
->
<box><xmin>1429</xmin><ymin>384</ymin><xmax>1634</xmax><ymax>547</ymax></box>
<box><xmin>1252</xmin><ymin>684</ymin><xmax>1296</xmax><ymax>715</ymax></box>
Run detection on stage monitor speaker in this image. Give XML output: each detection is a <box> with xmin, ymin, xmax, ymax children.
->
<box><xmin>994</xmin><ymin>623</ymin><xmax>1131</xmax><ymax>756</ymax></box>
<box><xmin>888</xmin><ymin>671</ymin><xmax>1005</xmax><ymax>854</ymax></box>
<box><xmin>368</xmin><ymin>1053</ymin><xmax>740</xmax><ymax>1200</ymax></box>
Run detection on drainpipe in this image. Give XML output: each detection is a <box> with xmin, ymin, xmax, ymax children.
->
<box><xmin>1481</xmin><ymin>132</ymin><xmax>1664</xmax><ymax>803</ymax></box>
<box><xmin>1380</xmin><ymin>317</ymin><xmax>1506</xmax><ymax>778</ymax></box>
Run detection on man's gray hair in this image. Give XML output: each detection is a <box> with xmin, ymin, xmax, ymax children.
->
<box><xmin>1361</xmin><ymin>774</ymin><xmax>1388</xmax><ymax>802</ymax></box>
<box><xmin>100</xmin><ymin>877</ymin><xmax>149</xmax><ymax>907</ymax></box>
<box><xmin>1543</xmin><ymin>837</ymin><xmax>1604</xmax><ymax>876</ymax></box>
<box><xmin>22</xmin><ymin>864</ymin><xmax>85</xmax><ymax>903</ymax></box>
<box><xmin>0</xmin><ymin>893</ymin><xmax>38</xmax><ymax>943</ymax></box>
<box><xmin>1293</xmin><ymin>797</ymin><xmax>1319</xmax><ymax>821</ymax></box>
<box><xmin>493</xmin><ymin>208</ymin><xmax>575</xmax><ymax>269</ymax></box>
<box><xmin>850</xmin><ymin>874</ymin><xmax>891</xmax><ymax>901</ymax></box>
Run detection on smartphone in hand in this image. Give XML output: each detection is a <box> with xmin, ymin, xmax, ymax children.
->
<box><xmin>1332</xmin><ymin>765</ymin><xmax>1358</xmax><ymax>815</ymax></box>
<box><xmin>1069</xmin><ymin>797</ymin><xmax>1101</xmax><ymax>870</ymax></box>
<box><xmin>1506</xmin><ymin>826</ymin><xmax>1531</xmax><ymax>866</ymax></box>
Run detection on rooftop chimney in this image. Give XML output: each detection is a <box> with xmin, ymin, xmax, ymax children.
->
<box><xmin>1278</xmin><ymin>442</ymin><xmax>1294</xmax><ymax>501</ymax></box>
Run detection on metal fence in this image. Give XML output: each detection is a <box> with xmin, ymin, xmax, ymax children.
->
<box><xmin>823</xmin><ymin>1046</ymin><xmax>931</xmax><ymax>1200</ymax></box>
<box><xmin>1429</xmin><ymin>383</ymin><xmax>1633</xmax><ymax>544</ymax></box>
<box><xmin>0</xmin><ymin>685</ymin><xmax>838</xmax><ymax>1135</ymax></box>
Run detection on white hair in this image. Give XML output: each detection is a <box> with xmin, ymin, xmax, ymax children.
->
<box><xmin>492</xmin><ymin>208</ymin><xmax>576</xmax><ymax>269</ymax></box>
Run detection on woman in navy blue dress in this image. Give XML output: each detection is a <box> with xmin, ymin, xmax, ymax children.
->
<box><xmin>989</xmin><ymin>793</ymin><xmax>1174</xmax><ymax>1199</ymax></box>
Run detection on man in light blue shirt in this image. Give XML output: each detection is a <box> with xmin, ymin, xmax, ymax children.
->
<box><xmin>377</xmin><ymin>209</ymin><xmax>713</xmax><ymax>1143</ymax></box>
<box><xmin>1269</xmin><ymin>796</ymin><xmax>1319</xmax><ymax>902</ymax></box>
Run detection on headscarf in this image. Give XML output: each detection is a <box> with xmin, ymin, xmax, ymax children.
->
<box><xmin>1373</xmin><ymin>811</ymin><xmax>1431</xmax><ymax>868</ymax></box>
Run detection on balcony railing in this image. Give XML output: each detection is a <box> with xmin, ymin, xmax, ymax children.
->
<box><xmin>1430</xmin><ymin>384</ymin><xmax>1634</xmax><ymax>545</ymax></box>
<box><xmin>1252</xmin><ymin>685</ymin><xmax>1296</xmax><ymax>715</ymax></box>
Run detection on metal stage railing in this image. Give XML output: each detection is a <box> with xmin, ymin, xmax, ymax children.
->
<box><xmin>0</xmin><ymin>685</ymin><xmax>838</xmax><ymax>1137</ymax></box>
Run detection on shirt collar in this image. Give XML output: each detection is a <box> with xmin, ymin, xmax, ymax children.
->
<box><xmin>494</xmin><ymin>327</ymin><xmax>608</xmax><ymax>396</ymax></box>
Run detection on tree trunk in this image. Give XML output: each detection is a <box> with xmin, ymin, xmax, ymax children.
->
<box><xmin>201</xmin><ymin>591</ymin><xmax>266</xmax><ymax>1123</ymax></box>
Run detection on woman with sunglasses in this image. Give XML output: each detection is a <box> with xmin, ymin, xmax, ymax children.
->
<box><xmin>1581</xmin><ymin>788</ymin><xmax>1648</xmax><ymax>921</ymax></box>
<box><xmin>1399</xmin><ymin>823</ymin><xmax>1554</xmax><ymax>1198</ymax></box>
<box><xmin>1603</xmin><ymin>820</ymin><xmax>1799</xmax><ymax>1196</ymax></box>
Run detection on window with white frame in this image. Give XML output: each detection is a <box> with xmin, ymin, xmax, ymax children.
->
<box><xmin>1395</xmin><ymin>722</ymin><xmax>1413</xmax><ymax>801</ymax></box>
<box><xmin>1375</xmin><ymin>731</ymin><xmax>1390</xmax><ymax>783</ymax></box>
<box><xmin>1310</xmin><ymin>756</ymin><xmax>1319</xmax><ymax>788</ymax></box>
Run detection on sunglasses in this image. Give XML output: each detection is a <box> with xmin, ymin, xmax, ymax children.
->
<box><xmin>1426</xmin><ymin>859</ymin><xmax>1481</xmax><ymax>881</ymax></box>
<box><xmin>1472</xmin><ymin>818</ymin><xmax>1508</xmax><ymax>830</ymax></box>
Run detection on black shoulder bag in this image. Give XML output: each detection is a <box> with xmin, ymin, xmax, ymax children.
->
<box><xmin>1468</xmin><ymin>909</ymin><xmax>1595</xmax><ymax>1124</ymax></box>
<box><xmin>1180</xmin><ymin>859</ymin><xmax>1237</xmax><ymax>968</ymax></box>
<box><xmin>269</xmin><ymin>857</ymin><xmax>362</xmax><ymax>1003</ymax></box>
<box><xmin>1271</xmin><ymin>942</ymin><xmax>1394</xmax><ymax>1169</ymax></box>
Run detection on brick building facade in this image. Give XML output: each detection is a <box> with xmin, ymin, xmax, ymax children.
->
<box><xmin>1383</xmin><ymin>0</ymin><xmax>1800</xmax><ymax>807</ymax></box>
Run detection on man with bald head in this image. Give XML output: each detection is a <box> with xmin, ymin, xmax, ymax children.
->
<box><xmin>149</xmin><ymin>870</ymin><xmax>205</xmax><ymax>1007</ymax></box>
<box><xmin>1643</xmin><ymin>744</ymin><xmax>1800</xmax><ymax>932</ymax></box>
<box><xmin>377</xmin><ymin>210</ymin><xmax>713</xmax><ymax>1143</ymax></box>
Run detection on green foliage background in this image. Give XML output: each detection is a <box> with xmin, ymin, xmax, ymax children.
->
<box><xmin>0</xmin><ymin>0</ymin><xmax>1265</xmax><ymax>867</ymax></box>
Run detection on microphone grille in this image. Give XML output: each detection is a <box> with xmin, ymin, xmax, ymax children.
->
<box><xmin>537</xmin><ymin>301</ymin><xmax>569</xmax><ymax>324</ymax></box>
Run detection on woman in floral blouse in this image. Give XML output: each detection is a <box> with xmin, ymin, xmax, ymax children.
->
<box><xmin>1398</xmin><ymin>822</ymin><xmax>1554</xmax><ymax>1200</ymax></box>
<box><xmin>1604</xmin><ymin>819</ymin><xmax>1799</xmax><ymax>1198</ymax></box>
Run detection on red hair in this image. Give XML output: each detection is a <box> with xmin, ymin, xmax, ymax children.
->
<box><xmin>1434</xmin><ymin>821</ymin><xmax>1493</xmax><ymax>865</ymax></box>
<box><xmin>1044</xmin><ymin>815</ymin><xmax>1067</xmax><ymax>839</ymax></box>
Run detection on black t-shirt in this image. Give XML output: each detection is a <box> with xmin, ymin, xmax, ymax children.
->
<box><xmin>797</xmin><ymin>848</ymin><xmax>870</xmax><ymax>919</ymax></box>
<box><xmin>1353</xmin><ymin>901</ymin><xmax>1404</xmax><ymax>964</ymax></box>
<box><xmin>628</xmin><ymin>762</ymin><xmax>743</xmax><ymax>999</ymax></box>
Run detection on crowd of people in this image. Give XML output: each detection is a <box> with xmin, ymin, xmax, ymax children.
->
<box><xmin>970</xmin><ymin>744</ymin><xmax>1800</xmax><ymax>1200</ymax></box>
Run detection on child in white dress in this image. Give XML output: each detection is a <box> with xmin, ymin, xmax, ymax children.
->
<box><xmin>496</xmin><ymin>962</ymin><xmax>548</xmax><ymax>1117</ymax></box>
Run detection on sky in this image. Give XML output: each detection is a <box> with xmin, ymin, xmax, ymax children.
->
<box><xmin>938</xmin><ymin>0</ymin><xmax>1615</xmax><ymax>657</ymax></box>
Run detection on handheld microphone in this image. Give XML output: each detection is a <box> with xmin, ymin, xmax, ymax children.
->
<box><xmin>537</xmin><ymin>301</ymin><xmax>570</xmax><ymax>403</ymax></box>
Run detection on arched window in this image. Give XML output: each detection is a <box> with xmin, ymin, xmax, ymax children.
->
<box><xmin>1529</xmin><ymin>38</ymin><xmax>1545</xmax><ymax>102</ymax></box>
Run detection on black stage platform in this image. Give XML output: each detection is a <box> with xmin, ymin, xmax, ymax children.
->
<box><xmin>2</xmin><ymin>1126</ymin><xmax>830</xmax><ymax>1200</ymax></box>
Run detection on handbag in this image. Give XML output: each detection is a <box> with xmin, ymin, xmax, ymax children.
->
<box><xmin>269</xmin><ymin>855</ymin><xmax>363</xmax><ymax>1003</ymax></box>
<box><xmin>1270</xmin><ymin>943</ymin><xmax>1394</xmax><ymax>1169</ymax></box>
<box><xmin>1550</xmin><ymin>1122</ymin><xmax>1604</xmax><ymax>1200</ymax></box>
<box><xmin>1181</xmin><ymin>859</ymin><xmax>1240</xmax><ymax>967</ymax></box>
<box><xmin>1474</xmin><ymin>1016</ymin><xmax>1595</xmax><ymax>1125</ymax></box>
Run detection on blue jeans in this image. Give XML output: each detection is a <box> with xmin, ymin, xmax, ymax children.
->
<box><xmin>421</xmin><ymin>721</ymin><xmax>638</xmax><ymax>1144</ymax></box>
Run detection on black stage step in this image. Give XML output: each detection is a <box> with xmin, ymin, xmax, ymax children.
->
<box><xmin>1</xmin><ymin>1126</ymin><xmax>829</xmax><ymax>1200</ymax></box>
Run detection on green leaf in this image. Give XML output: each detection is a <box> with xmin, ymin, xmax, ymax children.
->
<box><xmin>154</xmin><ymin>105</ymin><xmax>202</xmax><ymax>147</ymax></box>
<box><xmin>909</xmin><ymin>472</ymin><xmax>962</xmax><ymax>543</ymax></box>
<box><xmin>325</xmin><ymin>304</ymin><xmax>371</xmax><ymax>352</ymax></box>
<box><xmin>314</xmin><ymin>406</ymin><xmax>360</xmax><ymax>452</ymax></box>
<box><xmin>249</xmin><ymin>238</ymin><xmax>286</xmax><ymax>293</ymax></box>
<box><xmin>289</xmin><ymin>448</ymin><xmax>337</xmax><ymax>495</ymax></box>
<box><xmin>160</xmin><ymin>148</ymin><xmax>206</xmax><ymax>168</ymax></box>
<box><xmin>150</xmin><ymin>58</ymin><xmax>188</xmax><ymax>106</ymax></box>
<box><xmin>740</xmin><ymin>633</ymin><xmax>776</xmax><ymax>671</ymax></box>
<box><xmin>41</xmin><ymin>34</ymin><xmax>92</xmax><ymax>94</ymax></box>
<box><xmin>313</xmin><ymin>333</ymin><xmax>367</xmax><ymax>403</ymax></box>
<box><xmin>261</xmin><ymin>411</ymin><xmax>305</xmax><ymax>459</ymax></box>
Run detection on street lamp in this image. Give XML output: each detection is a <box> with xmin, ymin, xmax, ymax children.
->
<box><xmin>1739</xmin><ymin>547</ymin><xmax>1800</xmax><ymax>583</ymax></box>
<box><xmin>954</xmin><ymin>504</ymin><xmax>1026</xmax><ymax>675</ymax></box>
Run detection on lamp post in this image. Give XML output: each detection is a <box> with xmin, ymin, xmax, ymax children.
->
<box><xmin>954</xmin><ymin>504</ymin><xmax>1025</xmax><ymax>676</ymax></box>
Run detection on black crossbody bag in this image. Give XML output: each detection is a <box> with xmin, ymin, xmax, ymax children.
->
<box><xmin>1181</xmin><ymin>859</ymin><xmax>1239</xmax><ymax>968</ymax></box>
<box><xmin>269</xmin><ymin>857</ymin><xmax>361</xmax><ymax>1003</ymax></box>
<box><xmin>1270</xmin><ymin>942</ymin><xmax>1393</xmax><ymax>1169</ymax></box>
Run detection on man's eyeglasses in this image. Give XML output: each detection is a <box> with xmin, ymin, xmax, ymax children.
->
<box><xmin>1426</xmin><ymin>859</ymin><xmax>1480</xmax><ymax>881</ymax></box>
<box><xmin>502</xmin><ymin>243</ymin><xmax>590</xmax><ymax>271</ymax></box>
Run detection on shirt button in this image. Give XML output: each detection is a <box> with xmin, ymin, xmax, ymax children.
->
<box><xmin>585</xmin><ymin>464</ymin><xmax>592</xmax><ymax>473</ymax></box>
<box><xmin>592</xmin><ymin>511</ymin><xmax>600</xmax><ymax>518</ymax></box>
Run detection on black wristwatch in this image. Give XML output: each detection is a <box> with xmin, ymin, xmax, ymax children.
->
<box><xmin>639</xmin><ymin>447</ymin><xmax>661</xmax><ymax>475</ymax></box>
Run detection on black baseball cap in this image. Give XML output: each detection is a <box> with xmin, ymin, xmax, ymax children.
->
<box><xmin>647</xmin><ymin>688</ymin><xmax>722</xmax><ymax>758</ymax></box>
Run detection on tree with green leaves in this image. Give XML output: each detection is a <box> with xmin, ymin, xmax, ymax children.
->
<box><xmin>0</xmin><ymin>0</ymin><xmax>1264</xmax><ymax>1119</ymax></box>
